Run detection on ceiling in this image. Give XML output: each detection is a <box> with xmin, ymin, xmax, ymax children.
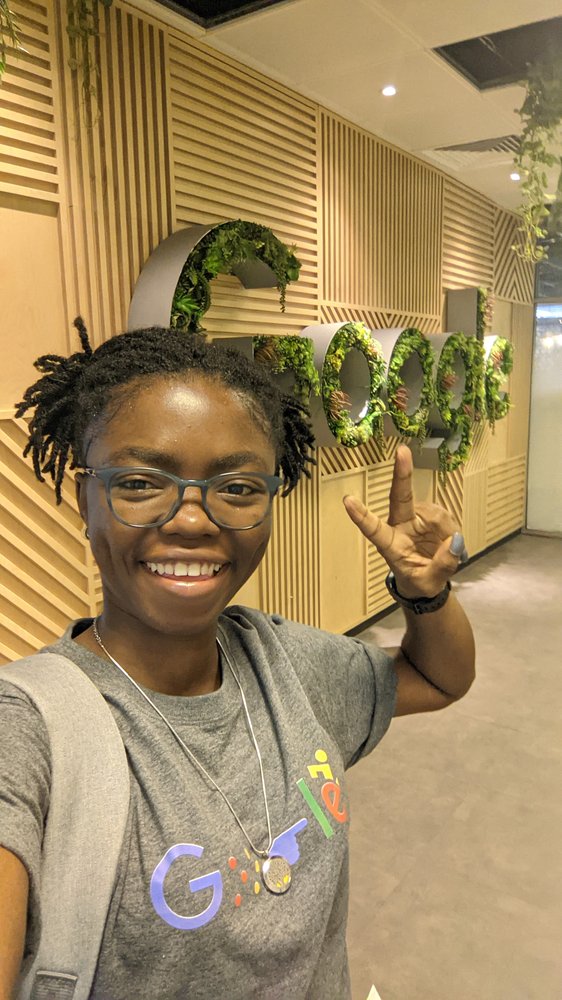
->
<box><xmin>148</xmin><ymin>0</ymin><xmax>562</xmax><ymax>212</ymax></box>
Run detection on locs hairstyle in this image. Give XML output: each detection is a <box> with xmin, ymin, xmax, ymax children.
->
<box><xmin>16</xmin><ymin>318</ymin><xmax>316</xmax><ymax>503</ymax></box>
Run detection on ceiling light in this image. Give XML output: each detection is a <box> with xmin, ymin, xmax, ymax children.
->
<box><xmin>510</xmin><ymin>171</ymin><xmax>521</xmax><ymax>181</ymax></box>
<box><xmin>382</xmin><ymin>85</ymin><xmax>397</xmax><ymax>97</ymax></box>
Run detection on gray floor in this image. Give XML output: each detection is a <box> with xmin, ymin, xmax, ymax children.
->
<box><xmin>348</xmin><ymin>533</ymin><xmax>562</xmax><ymax>1000</ymax></box>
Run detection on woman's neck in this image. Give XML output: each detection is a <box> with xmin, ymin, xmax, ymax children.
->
<box><xmin>74</xmin><ymin>611</ymin><xmax>222</xmax><ymax>696</ymax></box>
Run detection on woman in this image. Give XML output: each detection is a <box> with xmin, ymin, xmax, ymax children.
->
<box><xmin>0</xmin><ymin>320</ymin><xmax>475</xmax><ymax>999</ymax></box>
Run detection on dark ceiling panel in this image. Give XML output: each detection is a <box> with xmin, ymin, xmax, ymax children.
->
<box><xmin>434</xmin><ymin>16</ymin><xmax>562</xmax><ymax>90</ymax></box>
<box><xmin>153</xmin><ymin>0</ymin><xmax>293</xmax><ymax>28</ymax></box>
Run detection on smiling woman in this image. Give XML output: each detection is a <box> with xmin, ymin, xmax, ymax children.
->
<box><xmin>0</xmin><ymin>319</ymin><xmax>475</xmax><ymax>1000</ymax></box>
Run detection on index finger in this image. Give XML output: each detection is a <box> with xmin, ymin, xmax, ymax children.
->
<box><xmin>388</xmin><ymin>445</ymin><xmax>415</xmax><ymax>525</ymax></box>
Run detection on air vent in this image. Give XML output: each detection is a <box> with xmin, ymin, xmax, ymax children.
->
<box><xmin>434</xmin><ymin>17</ymin><xmax>562</xmax><ymax>90</ymax></box>
<box><xmin>153</xmin><ymin>0</ymin><xmax>292</xmax><ymax>28</ymax></box>
<box><xmin>423</xmin><ymin>135</ymin><xmax>520</xmax><ymax>172</ymax></box>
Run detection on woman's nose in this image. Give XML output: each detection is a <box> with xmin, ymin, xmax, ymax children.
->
<box><xmin>160</xmin><ymin>487</ymin><xmax>220</xmax><ymax>535</ymax></box>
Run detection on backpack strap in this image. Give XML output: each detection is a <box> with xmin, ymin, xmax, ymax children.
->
<box><xmin>1</xmin><ymin>653</ymin><xmax>130</xmax><ymax>1000</ymax></box>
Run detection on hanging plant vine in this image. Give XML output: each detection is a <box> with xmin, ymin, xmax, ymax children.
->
<box><xmin>66</xmin><ymin>0</ymin><xmax>113</xmax><ymax>124</ymax></box>
<box><xmin>513</xmin><ymin>57</ymin><xmax>562</xmax><ymax>262</ymax></box>
<box><xmin>485</xmin><ymin>337</ymin><xmax>514</xmax><ymax>428</ymax></box>
<box><xmin>0</xmin><ymin>1</ymin><xmax>23</xmax><ymax>81</ymax></box>
<box><xmin>171</xmin><ymin>221</ymin><xmax>301</xmax><ymax>333</ymax></box>
<box><xmin>476</xmin><ymin>287</ymin><xmax>494</xmax><ymax>340</ymax></box>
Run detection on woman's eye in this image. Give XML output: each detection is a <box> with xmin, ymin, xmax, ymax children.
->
<box><xmin>116</xmin><ymin>478</ymin><xmax>161</xmax><ymax>491</ymax></box>
<box><xmin>221</xmin><ymin>482</ymin><xmax>254</xmax><ymax>496</ymax></box>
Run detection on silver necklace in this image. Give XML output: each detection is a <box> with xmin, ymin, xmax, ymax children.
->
<box><xmin>91</xmin><ymin>618</ymin><xmax>291</xmax><ymax>895</ymax></box>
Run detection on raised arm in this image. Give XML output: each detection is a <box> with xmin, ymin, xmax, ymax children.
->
<box><xmin>343</xmin><ymin>445</ymin><xmax>475</xmax><ymax>716</ymax></box>
<box><xmin>0</xmin><ymin>845</ymin><xmax>28</xmax><ymax>999</ymax></box>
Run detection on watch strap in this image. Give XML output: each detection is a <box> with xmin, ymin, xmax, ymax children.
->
<box><xmin>385</xmin><ymin>572</ymin><xmax>451</xmax><ymax>614</ymax></box>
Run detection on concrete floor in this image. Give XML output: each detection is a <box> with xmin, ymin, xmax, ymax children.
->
<box><xmin>348</xmin><ymin>533</ymin><xmax>562</xmax><ymax>1000</ymax></box>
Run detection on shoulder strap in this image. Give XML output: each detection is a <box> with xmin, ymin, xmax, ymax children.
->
<box><xmin>1</xmin><ymin>653</ymin><xmax>130</xmax><ymax>1000</ymax></box>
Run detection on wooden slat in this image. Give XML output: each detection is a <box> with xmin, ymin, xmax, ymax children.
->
<box><xmin>0</xmin><ymin>412</ymin><xmax>96</xmax><ymax>659</ymax></box>
<box><xmin>52</xmin><ymin>0</ymin><xmax>174</xmax><ymax>344</ymax></box>
<box><xmin>494</xmin><ymin>209</ymin><xmax>535</xmax><ymax>305</ymax></box>
<box><xmin>259</xmin><ymin>465</ymin><xmax>320</xmax><ymax>627</ymax></box>
<box><xmin>0</xmin><ymin>0</ymin><xmax>59</xmax><ymax>203</ymax></box>
<box><xmin>442</xmin><ymin>177</ymin><xmax>494</xmax><ymax>291</ymax></box>
<box><xmin>365</xmin><ymin>462</ymin><xmax>394</xmax><ymax>616</ymax></box>
<box><xmin>321</xmin><ymin>112</ymin><xmax>443</xmax><ymax>320</ymax></box>
<box><xmin>486</xmin><ymin>456</ymin><xmax>527</xmax><ymax>545</ymax></box>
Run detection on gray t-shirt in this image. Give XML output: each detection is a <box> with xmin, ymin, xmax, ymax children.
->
<box><xmin>0</xmin><ymin>606</ymin><xmax>397</xmax><ymax>999</ymax></box>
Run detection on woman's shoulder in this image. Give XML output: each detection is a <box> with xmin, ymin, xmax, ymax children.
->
<box><xmin>220</xmin><ymin>604</ymin><xmax>374</xmax><ymax>662</ymax></box>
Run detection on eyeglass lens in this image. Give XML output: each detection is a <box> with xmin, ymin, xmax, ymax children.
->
<box><xmin>108</xmin><ymin>471</ymin><xmax>273</xmax><ymax>528</ymax></box>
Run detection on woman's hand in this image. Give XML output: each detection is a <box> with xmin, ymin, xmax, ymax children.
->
<box><xmin>343</xmin><ymin>444</ymin><xmax>467</xmax><ymax>599</ymax></box>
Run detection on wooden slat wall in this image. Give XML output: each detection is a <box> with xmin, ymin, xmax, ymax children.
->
<box><xmin>0</xmin><ymin>0</ymin><xmax>59</xmax><ymax>203</ymax></box>
<box><xmin>494</xmin><ymin>209</ymin><xmax>535</xmax><ymax>305</ymax></box>
<box><xmin>365</xmin><ymin>462</ymin><xmax>394</xmax><ymax>617</ymax></box>
<box><xmin>486</xmin><ymin>455</ymin><xmax>527</xmax><ymax>546</ymax></box>
<box><xmin>259</xmin><ymin>467</ymin><xmax>320</xmax><ymax>627</ymax></box>
<box><xmin>0</xmin><ymin>0</ymin><xmax>536</xmax><ymax>653</ymax></box>
<box><xmin>168</xmin><ymin>33</ymin><xmax>319</xmax><ymax>339</ymax></box>
<box><xmin>321</xmin><ymin>112</ymin><xmax>443</xmax><ymax>323</ymax></box>
<box><xmin>51</xmin><ymin>0</ymin><xmax>173</xmax><ymax>345</ymax></box>
<box><xmin>0</xmin><ymin>414</ymin><xmax>96</xmax><ymax>664</ymax></box>
<box><xmin>442</xmin><ymin>177</ymin><xmax>495</xmax><ymax>293</ymax></box>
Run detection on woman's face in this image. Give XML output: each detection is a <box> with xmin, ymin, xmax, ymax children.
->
<box><xmin>76</xmin><ymin>375</ymin><xmax>277</xmax><ymax>639</ymax></box>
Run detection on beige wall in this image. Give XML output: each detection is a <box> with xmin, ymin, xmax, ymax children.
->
<box><xmin>0</xmin><ymin>0</ymin><xmax>535</xmax><ymax>660</ymax></box>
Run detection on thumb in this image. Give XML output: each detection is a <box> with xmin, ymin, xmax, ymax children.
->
<box><xmin>426</xmin><ymin>533</ymin><xmax>465</xmax><ymax>591</ymax></box>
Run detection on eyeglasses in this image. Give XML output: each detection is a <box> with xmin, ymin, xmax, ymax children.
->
<box><xmin>83</xmin><ymin>467</ymin><xmax>283</xmax><ymax>530</ymax></box>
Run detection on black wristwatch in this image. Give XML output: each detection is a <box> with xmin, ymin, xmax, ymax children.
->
<box><xmin>385</xmin><ymin>572</ymin><xmax>451</xmax><ymax>615</ymax></box>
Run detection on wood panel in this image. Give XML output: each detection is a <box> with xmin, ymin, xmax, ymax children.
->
<box><xmin>462</xmin><ymin>469</ymin><xmax>488</xmax><ymax>557</ymax></box>
<box><xmin>486</xmin><ymin>455</ymin><xmax>527</xmax><ymax>547</ymax></box>
<box><xmin>321</xmin><ymin>112</ymin><xmax>443</xmax><ymax>321</ymax></box>
<box><xmin>0</xmin><ymin>0</ymin><xmax>60</xmax><ymax>203</ymax></box>
<box><xmin>464</xmin><ymin>420</ymin><xmax>490</xmax><ymax>475</ymax></box>
<box><xmin>319</xmin><ymin>469</ymin><xmax>365</xmax><ymax>633</ymax></box>
<box><xmin>259</xmin><ymin>463</ymin><xmax>320</xmax><ymax>627</ymax></box>
<box><xmin>52</xmin><ymin>0</ymin><xmax>173</xmax><ymax>344</ymax></box>
<box><xmin>168</xmin><ymin>34</ymin><xmax>319</xmax><ymax>338</ymax></box>
<box><xmin>508</xmin><ymin>303</ymin><xmax>534</xmax><ymax>458</ymax></box>
<box><xmin>0</xmin><ymin>204</ymin><xmax>67</xmax><ymax>405</ymax></box>
<box><xmin>0</xmin><ymin>414</ymin><xmax>95</xmax><ymax>663</ymax></box>
<box><xmin>320</xmin><ymin>303</ymin><xmax>440</xmax><ymax>336</ymax></box>
<box><xmin>435</xmin><ymin>467</ymin><xmax>464</xmax><ymax>532</ymax></box>
<box><xmin>442</xmin><ymin>177</ymin><xmax>494</xmax><ymax>292</ymax></box>
<box><xmin>494</xmin><ymin>209</ymin><xmax>535</xmax><ymax>305</ymax></box>
<box><xmin>366</xmin><ymin>461</ymin><xmax>394</xmax><ymax>616</ymax></box>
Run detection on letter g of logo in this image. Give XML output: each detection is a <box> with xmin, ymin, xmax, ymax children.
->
<box><xmin>150</xmin><ymin>843</ymin><xmax>223</xmax><ymax>930</ymax></box>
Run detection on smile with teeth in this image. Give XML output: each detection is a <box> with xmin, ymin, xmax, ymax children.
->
<box><xmin>145</xmin><ymin>561</ymin><xmax>224</xmax><ymax>578</ymax></box>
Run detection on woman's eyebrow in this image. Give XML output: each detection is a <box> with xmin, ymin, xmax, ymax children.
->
<box><xmin>104</xmin><ymin>448</ymin><xmax>269</xmax><ymax>473</ymax></box>
<box><xmin>209</xmin><ymin>452</ymin><xmax>271</xmax><ymax>474</ymax></box>
<box><xmin>106</xmin><ymin>447</ymin><xmax>177</xmax><ymax>468</ymax></box>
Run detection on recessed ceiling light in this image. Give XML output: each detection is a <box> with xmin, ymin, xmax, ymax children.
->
<box><xmin>510</xmin><ymin>171</ymin><xmax>521</xmax><ymax>181</ymax></box>
<box><xmin>382</xmin><ymin>85</ymin><xmax>397</xmax><ymax>97</ymax></box>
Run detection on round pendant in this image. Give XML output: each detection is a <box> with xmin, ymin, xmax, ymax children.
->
<box><xmin>261</xmin><ymin>855</ymin><xmax>292</xmax><ymax>895</ymax></box>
